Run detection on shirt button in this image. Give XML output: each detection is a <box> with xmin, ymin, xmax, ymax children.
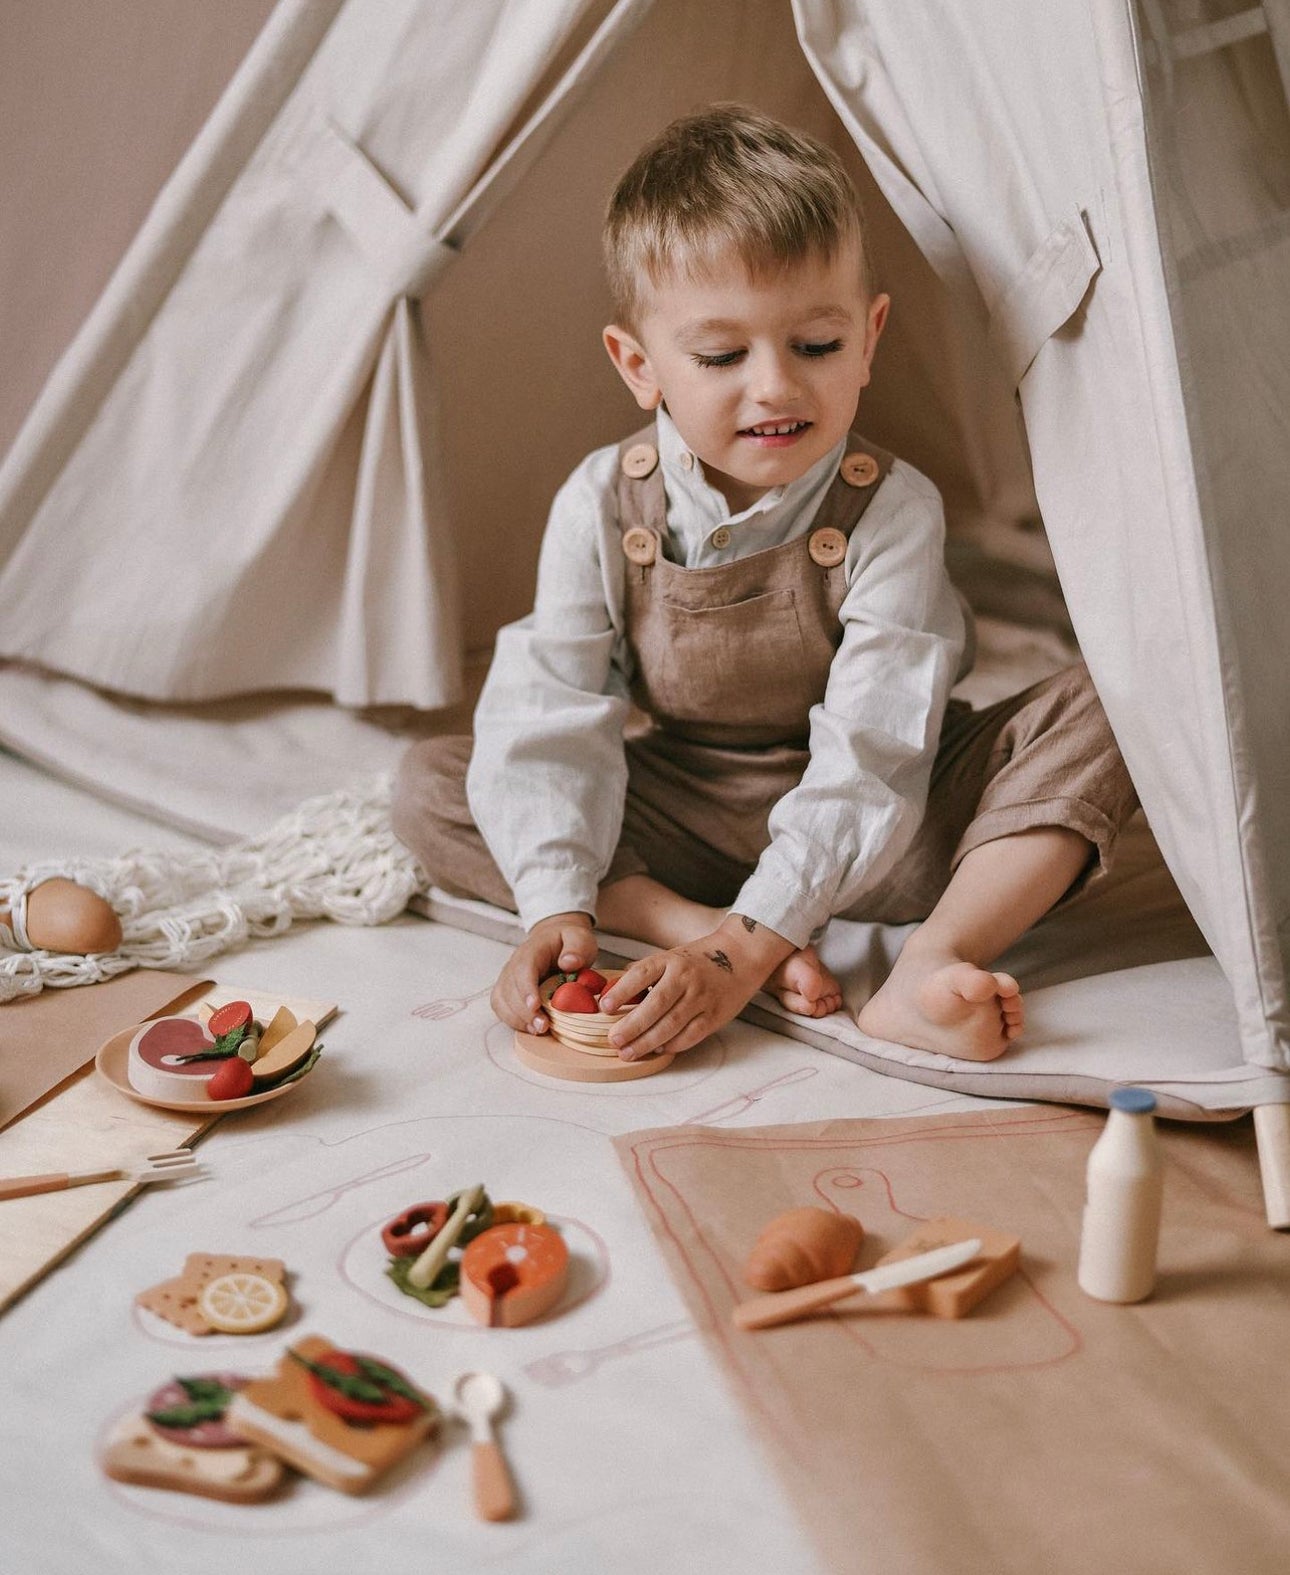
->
<box><xmin>711</xmin><ymin>526</ymin><xmax>732</xmax><ymax>549</ymax></box>
<box><xmin>680</xmin><ymin>451</ymin><xmax>695</xmax><ymax>471</ymax></box>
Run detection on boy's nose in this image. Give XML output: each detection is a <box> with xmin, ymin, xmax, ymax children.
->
<box><xmin>748</xmin><ymin>351</ymin><xmax>802</xmax><ymax>405</ymax></box>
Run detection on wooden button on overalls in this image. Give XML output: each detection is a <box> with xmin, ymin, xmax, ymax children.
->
<box><xmin>621</xmin><ymin>442</ymin><xmax>659</xmax><ymax>479</ymax></box>
<box><xmin>808</xmin><ymin>527</ymin><xmax>848</xmax><ymax>567</ymax></box>
<box><xmin>841</xmin><ymin>452</ymin><xmax>879</xmax><ymax>487</ymax></box>
<box><xmin>623</xmin><ymin>527</ymin><xmax>657</xmax><ymax>565</ymax></box>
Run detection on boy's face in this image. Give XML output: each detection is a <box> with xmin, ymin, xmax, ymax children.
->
<box><xmin>604</xmin><ymin>241</ymin><xmax>888</xmax><ymax>514</ymax></box>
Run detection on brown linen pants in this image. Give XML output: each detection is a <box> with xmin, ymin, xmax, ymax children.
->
<box><xmin>392</xmin><ymin>662</ymin><xmax>1139</xmax><ymax>929</ymax></box>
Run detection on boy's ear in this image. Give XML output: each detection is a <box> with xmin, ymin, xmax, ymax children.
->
<box><xmin>602</xmin><ymin>324</ymin><xmax>663</xmax><ymax>411</ymax></box>
<box><xmin>857</xmin><ymin>292</ymin><xmax>891</xmax><ymax>389</ymax></box>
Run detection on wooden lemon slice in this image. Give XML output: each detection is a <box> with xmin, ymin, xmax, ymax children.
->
<box><xmin>198</xmin><ymin>1271</ymin><xmax>289</xmax><ymax>1334</ymax></box>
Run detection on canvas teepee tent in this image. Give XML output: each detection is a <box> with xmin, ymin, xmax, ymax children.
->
<box><xmin>1</xmin><ymin>3</ymin><xmax>1287</xmax><ymax>1117</ymax></box>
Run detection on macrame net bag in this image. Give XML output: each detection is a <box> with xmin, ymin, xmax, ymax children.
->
<box><xmin>0</xmin><ymin>776</ymin><xmax>425</xmax><ymax>1002</ymax></box>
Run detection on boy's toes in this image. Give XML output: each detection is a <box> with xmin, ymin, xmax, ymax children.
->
<box><xmin>945</xmin><ymin>962</ymin><xmax>1001</xmax><ymax>1005</ymax></box>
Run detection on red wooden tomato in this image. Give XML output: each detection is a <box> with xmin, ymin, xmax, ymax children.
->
<box><xmin>551</xmin><ymin>981</ymin><xmax>599</xmax><ymax>1013</ymax></box>
<box><xmin>208</xmin><ymin>1000</ymin><xmax>253</xmax><ymax>1037</ymax></box>
<box><xmin>574</xmin><ymin>968</ymin><xmax>607</xmax><ymax>995</ymax></box>
<box><xmin>206</xmin><ymin>1056</ymin><xmax>255</xmax><ymax>1100</ymax></box>
<box><xmin>306</xmin><ymin>1349</ymin><xmax>424</xmax><ymax>1425</ymax></box>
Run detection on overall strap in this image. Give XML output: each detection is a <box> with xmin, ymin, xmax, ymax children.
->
<box><xmin>613</xmin><ymin>426</ymin><xmax>896</xmax><ymax>569</ymax></box>
<box><xmin>615</xmin><ymin>427</ymin><xmax>666</xmax><ymax>567</ymax></box>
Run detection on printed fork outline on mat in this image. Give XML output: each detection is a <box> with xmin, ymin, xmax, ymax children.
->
<box><xmin>411</xmin><ymin>986</ymin><xmax>493</xmax><ymax>1021</ymax></box>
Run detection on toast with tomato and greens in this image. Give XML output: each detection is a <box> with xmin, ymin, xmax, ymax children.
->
<box><xmin>225</xmin><ymin>1334</ymin><xmax>438</xmax><ymax>1494</ymax></box>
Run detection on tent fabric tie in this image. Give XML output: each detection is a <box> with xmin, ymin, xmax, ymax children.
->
<box><xmin>0</xmin><ymin>775</ymin><xmax>425</xmax><ymax>1002</ymax></box>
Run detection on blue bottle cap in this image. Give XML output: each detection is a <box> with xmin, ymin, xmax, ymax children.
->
<box><xmin>1110</xmin><ymin>1086</ymin><xmax>1156</xmax><ymax>1114</ymax></box>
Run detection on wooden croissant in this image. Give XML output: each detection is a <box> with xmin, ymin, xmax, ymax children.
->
<box><xmin>743</xmin><ymin>1206</ymin><xmax>864</xmax><ymax>1292</ymax></box>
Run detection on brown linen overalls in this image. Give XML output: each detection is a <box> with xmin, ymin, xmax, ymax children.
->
<box><xmin>392</xmin><ymin>431</ymin><xmax>1139</xmax><ymax>927</ymax></box>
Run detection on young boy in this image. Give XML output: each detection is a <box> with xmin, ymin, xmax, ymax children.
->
<box><xmin>393</xmin><ymin>106</ymin><xmax>1137</xmax><ymax>1065</ymax></box>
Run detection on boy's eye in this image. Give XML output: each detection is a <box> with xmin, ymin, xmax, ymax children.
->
<box><xmin>692</xmin><ymin>350</ymin><xmax>744</xmax><ymax>368</ymax></box>
<box><xmin>794</xmin><ymin>339</ymin><xmax>844</xmax><ymax>358</ymax></box>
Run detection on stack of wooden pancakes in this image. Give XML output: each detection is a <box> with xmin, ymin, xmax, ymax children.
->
<box><xmin>513</xmin><ymin>967</ymin><xmax>674</xmax><ymax>1083</ymax></box>
<box><xmin>539</xmin><ymin>968</ymin><xmax>633</xmax><ymax>1055</ymax></box>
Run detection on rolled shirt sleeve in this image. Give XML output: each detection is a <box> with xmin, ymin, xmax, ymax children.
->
<box><xmin>732</xmin><ymin>462</ymin><xmax>966</xmax><ymax>946</ymax></box>
<box><xmin>466</xmin><ymin>448</ymin><xmax>631</xmax><ymax>931</ymax></box>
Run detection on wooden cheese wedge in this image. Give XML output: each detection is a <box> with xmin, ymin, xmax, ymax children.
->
<box><xmin>873</xmin><ymin>1216</ymin><xmax>1021</xmax><ymax>1318</ymax></box>
<box><xmin>250</xmin><ymin>1020</ymin><xmax>315</xmax><ymax>1084</ymax></box>
<box><xmin>459</xmin><ymin>1223</ymin><xmax>569</xmax><ymax>1328</ymax></box>
<box><xmin>256</xmin><ymin>1005</ymin><xmax>298</xmax><ymax>1057</ymax></box>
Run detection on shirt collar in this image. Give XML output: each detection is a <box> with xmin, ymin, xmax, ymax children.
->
<box><xmin>654</xmin><ymin>407</ymin><xmax>847</xmax><ymax>530</ymax></box>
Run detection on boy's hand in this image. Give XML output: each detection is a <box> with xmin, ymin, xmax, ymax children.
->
<box><xmin>598</xmin><ymin>914</ymin><xmax>794</xmax><ymax>1060</ymax></box>
<box><xmin>493</xmin><ymin>912</ymin><xmax>598</xmax><ymax>1035</ymax></box>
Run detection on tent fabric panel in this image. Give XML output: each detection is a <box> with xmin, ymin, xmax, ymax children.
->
<box><xmin>796</xmin><ymin>0</ymin><xmax>1282</xmax><ymax>1067</ymax></box>
<box><xmin>0</xmin><ymin>0</ymin><xmax>636</xmax><ymax>709</ymax></box>
<box><xmin>1135</xmin><ymin>0</ymin><xmax>1290</xmax><ymax>1058</ymax></box>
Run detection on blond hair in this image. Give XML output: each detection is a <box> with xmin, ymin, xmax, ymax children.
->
<box><xmin>604</xmin><ymin>105</ymin><xmax>872</xmax><ymax>327</ymax></box>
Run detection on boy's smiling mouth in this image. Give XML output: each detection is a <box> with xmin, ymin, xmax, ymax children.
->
<box><xmin>738</xmin><ymin>420</ymin><xmax>812</xmax><ymax>445</ymax></box>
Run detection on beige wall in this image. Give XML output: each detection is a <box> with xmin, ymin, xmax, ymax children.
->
<box><xmin>0</xmin><ymin>0</ymin><xmax>276</xmax><ymax>460</ymax></box>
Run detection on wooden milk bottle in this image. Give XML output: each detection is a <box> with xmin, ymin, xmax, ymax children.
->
<box><xmin>1077</xmin><ymin>1087</ymin><xmax>1164</xmax><ymax>1303</ymax></box>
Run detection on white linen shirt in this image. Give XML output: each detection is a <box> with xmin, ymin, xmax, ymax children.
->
<box><xmin>466</xmin><ymin>410</ymin><xmax>967</xmax><ymax>946</ymax></box>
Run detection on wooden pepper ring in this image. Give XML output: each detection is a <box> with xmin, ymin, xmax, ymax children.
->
<box><xmin>381</xmin><ymin>1201</ymin><xmax>450</xmax><ymax>1258</ymax></box>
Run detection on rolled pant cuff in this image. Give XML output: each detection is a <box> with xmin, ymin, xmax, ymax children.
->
<box><xmin>952</xmin><ymin>796</ymin><xmax>1120</xmax><ymax>900</ymax></box>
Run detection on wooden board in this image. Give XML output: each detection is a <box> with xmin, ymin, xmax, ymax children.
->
<box><xmin>0</xmin><ymin>984</ymin><xmax>336</xmax><ymax>1315</ymax></box>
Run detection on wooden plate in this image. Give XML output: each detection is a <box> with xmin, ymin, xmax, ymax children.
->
<box><xmin>94</xmin><ymin>1026</ymin><xmax>316</xmax><ymax>1113</ymax></box>
<box><xmin>514</xmin><ymin>1029</ymin><xmax>674</xmax><ymax>1082</ymax></box>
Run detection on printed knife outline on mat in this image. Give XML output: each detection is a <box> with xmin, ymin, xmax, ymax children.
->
<box><xmin>247</xmin><ymin>1154</ymin><xmax>434</xmax><ymax>1227</ymax></box>
<box><xmin>683</xmin><ymin>1067</ymin><xmax>819</xmax><ymax>1124</ymax></box>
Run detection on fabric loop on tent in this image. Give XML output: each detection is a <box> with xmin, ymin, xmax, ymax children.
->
<box><xmin>299</xmin><ymin>116</ymin><xmax>460</xmax><ymax>301</ymax></box>
<box><xmin>986</xmin><ymin>213</ymin><xmax>1103</xmax><ymax>387</ymax></box>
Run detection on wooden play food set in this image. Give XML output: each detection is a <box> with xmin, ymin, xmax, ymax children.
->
<box><xmin>873</xmin><ymin>1217</ymin><xmax>1022</xmax><ymax>1318</ymax></box>
<box><xmin>0</xmin><ymin>876</ymin><xmax>122</xmax><ymax>955</ymax></box>
<box><xmin>99</xmin><ymin>1000</ymin><xmax>323</xmax><ymax>1112</ymax></box>
<box><xmin>733</xmin><ymin>1201</ymin><xmax>1019</xmax><ymax>1330</ymax></box>
<box><xmin>136</xmin><ymin>1253</ymin><xmax>291</xmax><ymax>1336</ymax></box>
<box><xmin>459</xmin><ymin>1221</ymin><xmax>570</xmax><ymax>1328</ymax></box>
<box><xmin>382</xmin><ymin>1186</ymin><xmax>569</xmax><ymax>1327</ymax></box>
<box><xmin>743</xmin><ymin>1207</ymin><xmax>865</xmax><ymax>1291</ymax></box>
<box><xmin>102</xmin><ymin>1373</ymin><xmax>285</xmax><ymax>1503</ymax></box>
<box><xmin>226</xmin><ymin>1335</ymin><xmax>439</xmax><ymax>1495</ymax></box>
<box><xmin>514</xmin><ymin>966</ymin><xmax>674</xmax><ymax>1082</ymax></box>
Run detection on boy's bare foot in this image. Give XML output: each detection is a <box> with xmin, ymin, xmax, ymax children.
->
<box><xmin>856</xmin><ymin>947</ymin><xmax>1023</xmax><ymax>1061</ymax></box>
<box><xmin>764</xmin><ymin>945</ymin><xmax>843</xmax><ymax>1018</ymax></box>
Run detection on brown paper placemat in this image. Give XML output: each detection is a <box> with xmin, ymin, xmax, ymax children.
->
<box><xmin>617</xmin><ymin>1107</ymin><xmax>1290</xmax><ymax>1575</ymax></box>
<box><xmin>0</xmin><ymin>969</ymin><xmax>209</xmax><ymax>1129</ymax></box>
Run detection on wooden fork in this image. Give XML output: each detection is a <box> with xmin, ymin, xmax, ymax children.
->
<box><xmin>0</xmin><ymin>1150</ymin><xmax>201</xmax><ymax>1201</ymax></box>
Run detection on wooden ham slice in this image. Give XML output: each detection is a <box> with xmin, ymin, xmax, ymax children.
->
<box><xmin>459</xmin><ymin>1222</ymin><xmax>569</xmax><ymax>1328</ymax></box>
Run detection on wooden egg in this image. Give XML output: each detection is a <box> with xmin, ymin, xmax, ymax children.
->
<box><xmin>16</xmin><ymin>878</ymin><xmax>122</xmax><ymax>954</ymax></box>
<box><xmin>743</xmin><ymin>1206</ymin><xmax>865</xmax><ymax>1292</ymax></box>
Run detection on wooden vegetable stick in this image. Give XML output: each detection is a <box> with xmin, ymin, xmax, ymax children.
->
<box><xmin>408</xmin><ymin>1183</ymin><xmax>484</xmax><ymax>1289</ymax></box>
